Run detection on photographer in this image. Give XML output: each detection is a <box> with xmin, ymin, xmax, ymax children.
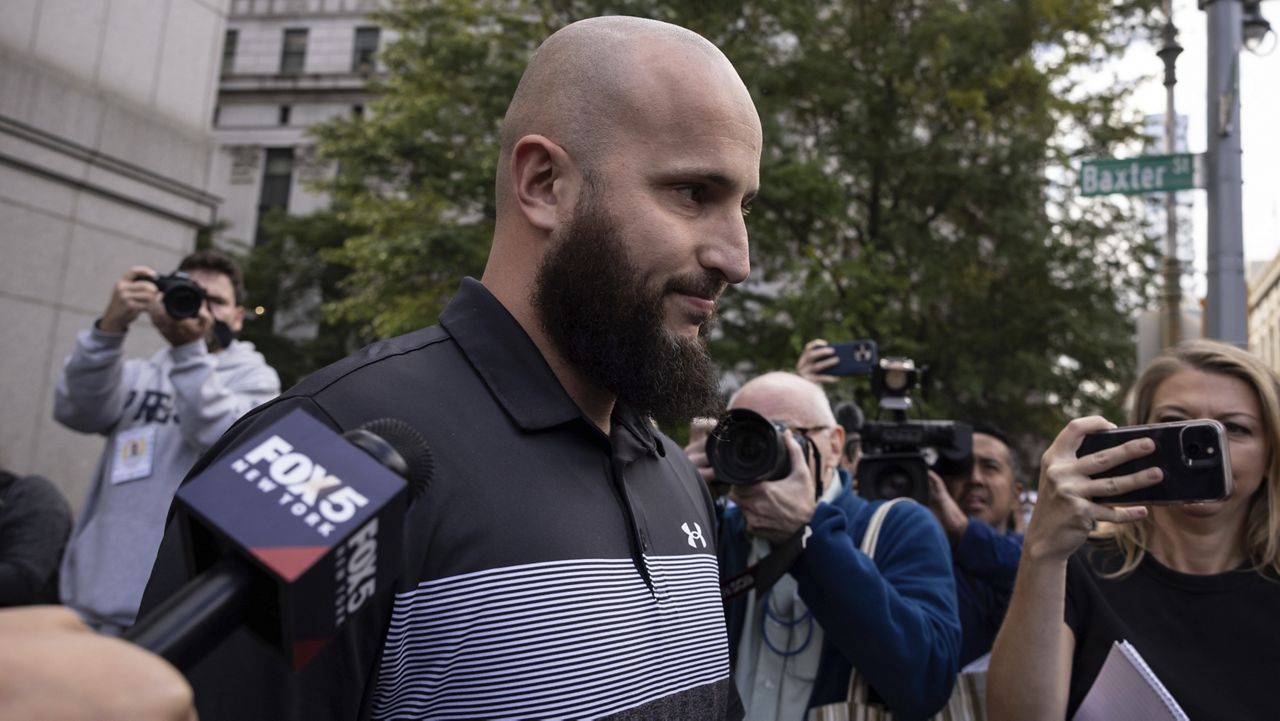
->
<box><xmin>989</xmin><ymin>341</ymin><xmax>1280</xmax><ymax>720</ymax></box>
<box><xmin>924</xmin><ymin>423</ymin><xmax>1024</xmax><ymax>668</ymax></box>
<box><xmin>686</xmin><ymin>372</ymin><xmax>959</xmax><ymax>720</ymax></box>
<box><xmin>54</xmin><ymin>250</ymin><xmax>279</xmax><ymax>634</ymax></box>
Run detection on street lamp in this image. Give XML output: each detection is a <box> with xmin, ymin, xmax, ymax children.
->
<box><xmin>1157</xmin><ymin>5</ymin><xmax>1184</xmax><ymax>348</ymax></box>
<box><xmin>1243</xmin><ymin>1</ymin><xmax>1275</xmax><ymax>53</ymax></box>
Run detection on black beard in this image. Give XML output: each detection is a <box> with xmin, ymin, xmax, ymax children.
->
<box><xmin>532</xmin><ymin>193</ymin><xmax>725</xmax><ymax>427</ymax></box>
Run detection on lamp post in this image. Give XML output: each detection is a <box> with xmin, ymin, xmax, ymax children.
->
<box><xmin>1201</xmin><ymin>0</ymin><xmax>1274</xmax><ymax>346</ymax></box>
<box><xmin>1158</xmin><ymin>3</ymin><xmax>1184</xmax><ymax>348</ymax></box>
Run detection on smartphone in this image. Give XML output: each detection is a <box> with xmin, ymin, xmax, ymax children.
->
<box><xmin>827</xmin><ymin>340</ymin><xmax>878</xmax><ymax>377</ymax></box>
<box><xmin>1075</xmin><ymin>420</ymin><xmax>1232</xmax><ymax>505</ymax></box>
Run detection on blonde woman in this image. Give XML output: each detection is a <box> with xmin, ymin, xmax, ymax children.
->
<box><xmin>989</xmin><ymin>340</ymin><xmax>1280</xmax><ymax>720</ymax></box>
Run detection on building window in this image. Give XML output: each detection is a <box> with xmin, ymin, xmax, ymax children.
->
<box><xmin>352</xmin><ymin>27</ymin><xmax>380</xmax><ymax>73</ymax></box>
<box><xmin>256</xmin><ymin>148</ymin><xmax>294</xmax><ymax>245</ymax></box>
<box><xmin>352</xmin><ymin>104</ymin><xmax>364</xmax><ymax>118</ymax></box>
<box><xmin>222</xmin><ymin>29</ymin><xmax>238</xmax><ymax>75</ymax></box>
<box><xmin>281</xmin><ymin>29</ymin><xmax>308</xmax><ymax>75</ymax></box>
<box><xmin>213</xmin><ymin>105</ymin><xmax>221</xmax><ymax>126</ymax></box>
<box><xmin>279</xmin><ymin>105</ymin><xmax>291</xmax><ymax>126</ymax></box>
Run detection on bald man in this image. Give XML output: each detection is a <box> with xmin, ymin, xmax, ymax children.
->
<box><xmin>139</xmin><ymin>16</ymin><xmax>757</xmax><ymax>721</ymax></box>
<box><xmin>686</xmin><ymin>373</ymin><xmax>960</xmax><ymax>720</ymax></box>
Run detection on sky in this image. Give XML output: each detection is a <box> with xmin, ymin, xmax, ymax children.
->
<box><xmin>1120</xmin><ymin>0</ymin><xmax>1280</xmax><ymax>295</ymax></box>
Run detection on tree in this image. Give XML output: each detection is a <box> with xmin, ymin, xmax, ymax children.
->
<box><xmin>232</xmin><ymin>209</ymin><xmax>366</xmax><ymax>389</ymax></box>
<box><xmin>295</xmin><ymin>0</ymin><xmax>1162</xmax><ymax>452</ymax></box>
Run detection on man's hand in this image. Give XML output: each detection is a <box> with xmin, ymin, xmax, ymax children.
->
<box><xmin>729</xmin><ymin>431</ymin><xmax>817</xmax><ymax>543</ymax></box>
<box><xmin>99</xmin><ymin>266</ymin><xmax>161</xmax><ymax>334</ymax></box>
<box><xmin>796</xmin><ymin>338</ymin><xmax>840</xmax><ymax>385</ymax></box>
<box><xmin>926</xmin><ymin>470</ymin><xmax>969</xmax><ymax>544</ymax></box>
<box><xmin>151</xmin><ymin>293</ymin><xmax>212</xmax><ymax>348</ymax></box>
<box><xmin>0</xmin><ymin>606</ymin><xmax>197</xmax><ymax>721</ymax></box>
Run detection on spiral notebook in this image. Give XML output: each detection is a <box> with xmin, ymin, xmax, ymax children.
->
<box><xmin>1073</xmin><ymin>640</ymin><xmax>1189</xmax><ymax>721</ymax></box>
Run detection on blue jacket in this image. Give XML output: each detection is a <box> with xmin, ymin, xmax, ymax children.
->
<box><xmin>720</xmin><ymin>473</ymin><xmax>961</xmax><ymax>721</ymax></box>
<box><xmin>951</xmin><ymin>519</ymin><xmax>1023</xmax><ymax>668</ymax></box>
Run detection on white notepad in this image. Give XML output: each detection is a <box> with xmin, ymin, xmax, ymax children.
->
<box><xmin>1073</xmin><ymin>640</ymin><xmax>1189</xmax><ymax>721</ymax></box>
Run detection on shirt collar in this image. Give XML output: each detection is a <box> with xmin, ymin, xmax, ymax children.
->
<box><xmin>438</xmin><ymin>278</ymin><xmax>661</xmax><ymax>455</ymax></box>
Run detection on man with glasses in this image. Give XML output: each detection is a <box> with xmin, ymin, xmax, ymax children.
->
<box><xmin>684</xmin><ymin>372</ymin><xmax>959</xmax><ymax>720</ymax></box>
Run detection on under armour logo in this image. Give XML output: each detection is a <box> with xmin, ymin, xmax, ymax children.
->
<box><xmin>682</xmin><ymin>522</ymin><xmax>706</xmax><ymax>549</ymax></box>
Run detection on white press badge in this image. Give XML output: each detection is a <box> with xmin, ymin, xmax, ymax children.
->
<box><xmin>111</xmin><ymin>425</ymin><xmax>157</xmax><ymax>484</ymax></box>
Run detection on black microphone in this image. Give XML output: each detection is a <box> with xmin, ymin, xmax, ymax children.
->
<box><xmin>126</xmin><ymin>410</ymin><xmax>432</xmax><ymax>671</ymax></box>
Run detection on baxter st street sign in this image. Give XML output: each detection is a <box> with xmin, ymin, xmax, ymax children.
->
<box><xmin>1078</xmin><ymin>153</ymin><xmax>1200</xmax><ymax>197</ymax></box>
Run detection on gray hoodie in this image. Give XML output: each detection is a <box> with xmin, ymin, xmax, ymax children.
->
<box><xmin>54</xmin><ymin>326</ymin><xmax>280</xmax><ymax>633</ymax></box>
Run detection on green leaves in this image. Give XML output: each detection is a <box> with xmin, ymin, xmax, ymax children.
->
<box><xmin>272</xmin><ymin>0</ymin><xmax>1159</xmax><ymax>464</ymax></box>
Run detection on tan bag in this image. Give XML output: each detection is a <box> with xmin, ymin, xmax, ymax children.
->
<box><xmin>809</xmin><ymin>499</ymin><xmax>986</xmax><ymax>721</ymax></box>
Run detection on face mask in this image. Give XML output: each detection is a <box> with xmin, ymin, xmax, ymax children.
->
<box><xmin>210</xmin><ymin>319</ymin><xmax>235</xmax><ymax>353</ymax></box>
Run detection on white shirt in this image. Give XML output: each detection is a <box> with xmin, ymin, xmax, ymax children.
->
<box><xmin>735</xmin><ymin>475</ymin><xmax>843</xmax><ymax>721</ymax></box>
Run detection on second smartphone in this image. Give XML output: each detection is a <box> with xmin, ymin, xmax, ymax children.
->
<box><xmin>1075</xmin><ymin>419</ymin><xmax>1233</xmax><ymax>505</ymax></box>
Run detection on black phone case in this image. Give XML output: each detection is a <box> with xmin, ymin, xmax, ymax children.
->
<box><xmin>1075</xmin><ymin>420</ymin><xmax>1232</xmax><ymax>505</ymax></box>
<box><xmin>827</xmin><ymin>340</ymin><xmax>877</xmax><ymax>376</ymax></box>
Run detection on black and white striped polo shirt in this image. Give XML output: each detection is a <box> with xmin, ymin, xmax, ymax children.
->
<box><xmin>145</xmin><ymin>277</ymin><xmax>737</xmax><ymax>720</ymax></box>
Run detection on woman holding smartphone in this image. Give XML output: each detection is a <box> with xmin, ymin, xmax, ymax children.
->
<box><xmin>988</xmin><ymin>340</ymin><xmax>1280</xmax><ymax>720</ymax></box>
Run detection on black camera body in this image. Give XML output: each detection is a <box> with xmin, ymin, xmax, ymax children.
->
<box><xmin>705</xmin><ymin>409</ymin><xmax>793</xmax><ymax>485</ymax></box>
<box><xmin>857</xmin><ymin>419</ymin><xmax>972</xmax><ymax>503</ymax></box>
<box><xmin>139</xmin><ymin>272</ymin><xmax>207</xmax><ymax>319</ymax></box>
<box><xmin>855</xmin><ymin>356</ymin><xmax>972</xmax><ymax>503</ymax></box>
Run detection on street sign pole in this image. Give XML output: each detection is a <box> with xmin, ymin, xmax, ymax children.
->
<box><xmin>1159</xmin><ymin>2</ymin><xmax>1184</xmax><ymax>348</ymax></box>
<box><xmin>1204</xmin><ymin>0</ymin><xmax>1248</xmax><ymax>346</ymax></box>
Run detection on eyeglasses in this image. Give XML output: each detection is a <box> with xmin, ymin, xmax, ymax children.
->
<box><xmin>781</xmin><ymin>424</ymin><xmax>834</xmax><ymax>437</ymax></box>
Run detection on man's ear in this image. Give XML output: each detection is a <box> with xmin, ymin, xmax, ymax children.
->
<box><xmin>829</xmin><ymin>425</ymin><xmax>845</xmax><ymax>459</ymax></box>
<box><xmin>510</xmin><ymin>134</ymin><xmax>578</xmax><ymax>233</ymax></box>
<box><xmin>827</xmin><ymin>426</ymin><xmax>845</xmax><ymax>471</ymax></box>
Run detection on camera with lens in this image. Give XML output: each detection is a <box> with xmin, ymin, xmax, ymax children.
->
<box><xmin>137</xmin><ymin>272</ymin><xmax>208</xmax><ymax>319</ymax></box>
<box><xmin>856</xmin><ymin>357</ymin><xmax>972</xmax><ymax>503</ymax></box>
<box><xmin>705</xmin><ymin>408</ymin><xmax>812</xmax><ymax>485</ymax></box>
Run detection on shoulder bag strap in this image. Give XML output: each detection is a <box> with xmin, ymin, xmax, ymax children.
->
<box><xmin>845</xmin><ymin>498</ymin><xmax>914</xmax><ymax>705</ymax></box>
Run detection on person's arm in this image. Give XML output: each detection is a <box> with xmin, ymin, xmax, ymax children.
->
<box><xmin>0</xmin><ymin>606</ymin><xmax>195</xmax><ymax>721</ymax></box>
<box><xmin>53</xmin><ymin>328</ymin><xmax>136</xmax><ymax>435</ymax></box>
<box><xmin>951</xmin><ymin>518</ymin><xmax>1023</xmax><ymax>592</ymax></box>
<box><xmin>0</xmin><ymin>476</ymin><xmax>71</xmax><ymax>606</ymax></box>
<box><xmin>796</xmin><ymin>338</ymin><xmax>840</xmax><ymax>385</ymax></box>
<box><xmin>53</xmin><ymin>266</ymin><xmax>161</xmax><ymax>434</ymax></box>
<box><xmin>988</xmin><ymin>417</ymin><xmax>1160</xmax><ymax>720</ymax></box>
<box><xmin>168</xmin><ymin>342</ymin><xmax>281</xmax><ymax>452</ymax></box>
<box><xmin>793</xmin><ymin>500</ymin><xmax>961</xmax><ymax>720</ymax></box>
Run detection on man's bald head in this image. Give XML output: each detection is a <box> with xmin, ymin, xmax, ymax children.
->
<box><xmin>730</xmin><ymin>372</ymin><xmax>836</xmax><ymax>427</ymax></box>
<box><xmin>481</xmin><ymin>17</ymin><xmax>761</xmax><ymax>431</ymax></box>
<box><xmin>729</xmin><ymin>372</ymin><xmax>845</xmax><ymax>492</ymax></box>
<box><xmin>496</xmin><ymin>16</ymin><xmax>756</xmax><ymax>210</ymax></box>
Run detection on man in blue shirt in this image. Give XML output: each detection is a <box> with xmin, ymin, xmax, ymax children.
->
<box><xmin>686</xmin><ymin>372</ymin><xmax>959</xmax><ymax>720</ymax></box>
<box><xmin>926</xmin><ymin>422</ymin><xmax>1024</xmax><ymax>668</ymax></box>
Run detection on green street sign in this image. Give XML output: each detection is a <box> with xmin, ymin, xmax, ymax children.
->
<box><xmin>1079</xmin><ymin>154</ymin><xmax>1198</xmax><ymax>196</ymax></box>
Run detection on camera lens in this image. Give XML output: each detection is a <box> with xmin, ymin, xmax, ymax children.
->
<box><xmin>1186</xmin><ymin>442</ymin><xmax>1201</xmax><ymax>457</ymax></box>
<box><xmin>873</xmin><ymin>468</ymin><xmax>913</xmax><ymax>500</ymax></box>
<box><xmin>164</xmin><ymin>286</ymin><xmax>204</xmax><ymax>319</ymax></box>
<box><xmin>706</xmin><ymin>409</ymin><xmax>791</xmax><ymax>484</ymax></box>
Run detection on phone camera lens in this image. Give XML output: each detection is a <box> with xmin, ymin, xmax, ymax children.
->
<box><xmin>1187</xmin><ymin>443</ymin><xmax>1201</xmax><ymax>457</ymax></box>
